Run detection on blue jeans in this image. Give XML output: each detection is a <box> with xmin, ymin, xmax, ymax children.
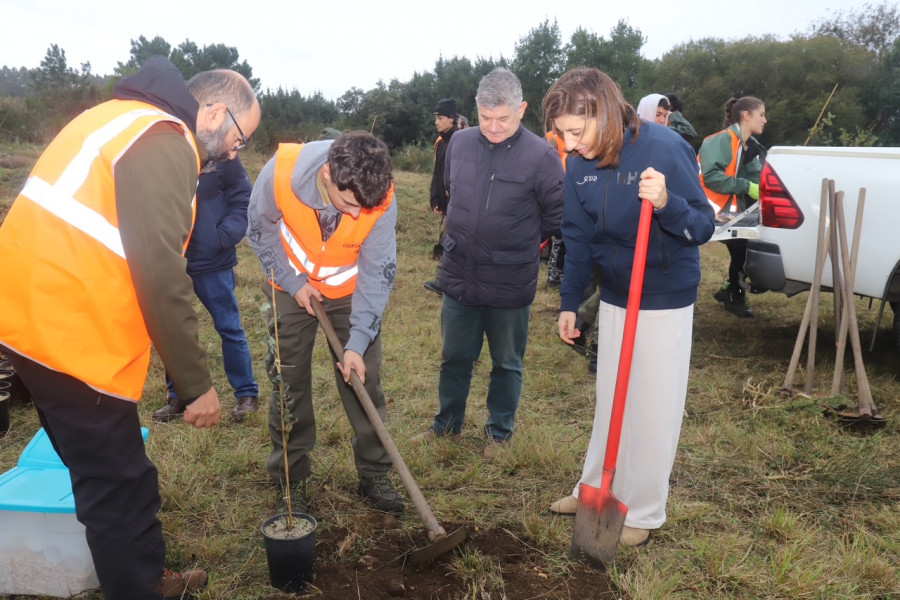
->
<box><xmin>432</xmin><ymin>296</ymin><xmax>531</xmax><ymax>441</ymax></box>
<box><xmin>167</xmin><ymin>268</ymin><xmax>258</xmax><ymax>399</ymax></box>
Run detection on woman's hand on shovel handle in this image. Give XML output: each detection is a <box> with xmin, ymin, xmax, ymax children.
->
<box><xmin>558</xmin><ymin>311</ymin><xmax>578</xmax><ymax>345</ymax></box>
<box><xmin>639</xmin><ymin>167</ymin><xmax>668</xmax><ymax>210</ymax></box>
<box><xmin>338</xmin><ymin>349</ymin><xmax>366</xmax><ymax>384</ymax></box>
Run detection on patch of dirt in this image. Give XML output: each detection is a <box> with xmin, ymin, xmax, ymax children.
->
<box><xmin>265</xmin><ymin>516</ymin><xmax>618</xmax><ymax>600</ymax></box>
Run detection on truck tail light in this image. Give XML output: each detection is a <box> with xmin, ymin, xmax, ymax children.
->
<box><xmin>759</xmin><ymin>163</ymin><xmax>804</xmax><ymax>229</ymax></box>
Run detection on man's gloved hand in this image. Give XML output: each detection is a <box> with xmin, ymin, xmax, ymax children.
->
<box><xmin>748</xmin><ymin>182</ymin><xmax>760</xmax><ymax>200</ymax></box>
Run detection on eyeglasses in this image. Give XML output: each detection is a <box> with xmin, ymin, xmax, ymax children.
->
<box><xmin>226</xmin><ymin>107</ymin><xmax>251</xmax><ymax>151</ymax></box>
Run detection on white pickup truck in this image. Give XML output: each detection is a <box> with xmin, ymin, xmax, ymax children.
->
<box><xmin>711</xmin><ymin>146</ymin><xmax>900</xmax><ymax>346</ymax></box>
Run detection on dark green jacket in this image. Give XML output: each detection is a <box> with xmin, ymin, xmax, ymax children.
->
<box><xmin>698</xmin><ymin>124</ymin><xmax>766</xmax><ymax>212</ymax></box>
<box><xmin>667</xmin><ymin>111</ymin><xmax>697</xmax><ymax>142</ymax></box>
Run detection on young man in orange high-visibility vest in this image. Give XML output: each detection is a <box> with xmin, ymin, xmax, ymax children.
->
<box><xmin>247</xmin><ymin>131</ymin><xmax>404</xmax><ymax>516</ymax></box>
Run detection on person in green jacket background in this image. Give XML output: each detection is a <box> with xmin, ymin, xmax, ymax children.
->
<box><xmin>698</xmin><ymin>96</ymin><xmax>767</xmax><ymax>318</ymax></box>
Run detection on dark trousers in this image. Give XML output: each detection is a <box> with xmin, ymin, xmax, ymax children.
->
<box><xmin>263</xmin><ymin>289</ymin><xmax>392</xmax><ymax>485</ymax></box>
<box><xmin>433</xmin><ymin>296</ymin><xmax>531</xmax><ymax>440</ymax></box>
<box><xmin>3</xmin><ymin>349</ymin><xmax>165</xmax><ymax>600</ymax></box>
<box><xmin>725</xmin><ymin>239</ymin><xmax>749</xmax><ymax>291</ymax></box>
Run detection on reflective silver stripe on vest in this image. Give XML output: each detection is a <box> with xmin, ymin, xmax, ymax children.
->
<box><xmin>280</xmin><ymin>220</ymin><xmax>358</xmax><ymax>286</ymax></box>
<box><xmin>19</xmin><ymin>108</ymin><xmax>192</xmax><ymax>259</ymax></box>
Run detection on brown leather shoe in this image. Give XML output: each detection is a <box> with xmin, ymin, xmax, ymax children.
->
<box><xmin>231</xmin><ymin>396</ymin><xmax>258</xmax><ymax>422</ymax></box>
<box><xmin>154</xmin><ymin>567</ymin><xmax>207</xmax><ymax>598</ymax></box>
<box><xmin>152</xmin><ymin>398</ymin><xmax>188</xmax><ymax>422</ymax></box>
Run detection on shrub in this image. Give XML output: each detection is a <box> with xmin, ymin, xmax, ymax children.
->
<box><xmin>391</xmin><ymin>143</ymin><xmax>433</xmax><ymax>173</ymax></box>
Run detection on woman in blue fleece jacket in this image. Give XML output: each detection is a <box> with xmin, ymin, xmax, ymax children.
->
<box><xmin>542</xmin><ymin>68</ymin><xmax>715</xmax><ymax>548</ymax></box>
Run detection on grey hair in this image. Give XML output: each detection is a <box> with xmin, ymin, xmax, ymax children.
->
<box><xmin>186</xmin><ymin>70</ymin><xmax>256</xmax><ymax>114</ymax></box>
<box><xmin>475</xmin><ymin>67</ymin><xmax>523</xmax><ymax>109</ymax></box>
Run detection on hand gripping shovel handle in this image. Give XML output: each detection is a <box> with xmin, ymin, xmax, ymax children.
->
<box><xmin>572</xmin><ymin>198</ymin><xmax>653</xmax><ymax>567</ymax></box>
<box><xmin>311</xmin><ymin>298</ymin><xmax>469</xmax><ymax>566</ymax></box>
<box><xmin>310</xmin><ymin>298</ymin><xmax>445</xmax><ymax>539</ymax></box>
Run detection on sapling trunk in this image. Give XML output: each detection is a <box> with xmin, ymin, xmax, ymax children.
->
<box><xmin>270</xmin><ymin>271</ymin><xmax>293</xmax><ymax>530</ymax></box>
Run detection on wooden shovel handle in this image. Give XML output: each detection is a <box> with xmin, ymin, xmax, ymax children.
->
<box><xmin>783</xmin><ymin>179</ymin><xmax>831</xmax><ymax>393</ymax></box>
<box><xmin>310</xmin><ymin>297</ymin><xmax>447</xmax><ymax>542</ymax></box>
<box><xmin>834</xmin><ymin>191</ymin><xmax>876</xmax><ymax>415</ymax></box>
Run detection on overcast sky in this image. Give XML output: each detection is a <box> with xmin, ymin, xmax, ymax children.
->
<box><xmin>1</xmin><ymin>0</ymin><xmax>865</xmax><ymax>101</ymax></box>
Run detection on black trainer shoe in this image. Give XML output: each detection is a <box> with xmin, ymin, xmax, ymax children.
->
<box><xmin>724</xmin><ymin>291</ymin><xmax>754</xmax><ymax>318</ymax></box>
<box><xmin>358</xmin><ymin>475</ymin><xmax>405</xmax><ymax>515</ymax></box>
<box><xmin>713</xmin><ymin>286</ymin><xmax>731</xmax><ymax>303</ymax></box>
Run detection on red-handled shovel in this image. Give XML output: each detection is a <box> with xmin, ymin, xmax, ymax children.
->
<box><xmin>570</xmin><ymin>197</ymin><xmax>654</xmax><ymax>567</ymax></box>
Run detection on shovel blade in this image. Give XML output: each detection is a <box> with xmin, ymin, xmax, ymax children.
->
<box><xmin>570</xmin><ymin>483</ymin><xmax>627</xmax><ymax>568</ymax></box>
<box><xmin>407</xmin><ymin>526</ymin><xmax>469</xmax><ymax>568</ymax></box>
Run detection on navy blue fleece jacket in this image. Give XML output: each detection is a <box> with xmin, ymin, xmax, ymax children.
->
<box><xmin>185</xmin><ymin>156</ymin><xmax>252</xmax><ymax>276</ymax></box>
<box><xmin>559</xmin><ymin>121</ymin><xmax>715</xmax><ymax>313</ymax></box>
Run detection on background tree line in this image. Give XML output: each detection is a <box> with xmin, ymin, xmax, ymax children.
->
<box><xmin>2</xmin><ymin>2</ymin><xmax>899</xmax><ymax>156</ymax></box>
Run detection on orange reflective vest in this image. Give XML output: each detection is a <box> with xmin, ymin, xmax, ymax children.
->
<box><xmin>546</xmin><ymin>131</ymin><xmax>568</xmax><ymax>171</ymax></box>
<box><xmin>0</xmin><ymin>99</ymin><xmax>199</xmax><ymax>401</ymax></box>
<box><xmin>273</xmin><ymin>143</ymin><xmax>393</xmax><ymax>299</ymax></box>
<box><xmin>698</xmin><ymin>127</ymin><xmax>741</xmax><ymax>211</ymax></box>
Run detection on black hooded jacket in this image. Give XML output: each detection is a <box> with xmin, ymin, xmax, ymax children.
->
<box><xmin>430</xmin><ymin>125</ymin><xmax>456</xmax><ymax>213</ymax></box>
<box><xmin>114</xmin><ymin>55</ymin><xmax>199</xmax><ymax>133</ymax></box>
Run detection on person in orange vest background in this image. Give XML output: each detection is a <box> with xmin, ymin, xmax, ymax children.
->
<box><xmin>698</xmin><ymin>96</ymin><xmax>768</xmax><ymax>318</ymax></box>
<box><xmin>246</xmin><ymin>131</ymin><xmax>404</xmax><ymax>516</ymax></box>
<box><xmin>0</xmin><ymin>56</ymin><xmax>260</xmax><ymax>600</ymax></box>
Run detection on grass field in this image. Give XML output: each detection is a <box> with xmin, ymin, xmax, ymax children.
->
<box><xmin>1</xmin><ymin>145</ymin><xmax>897</xmax><ymax>599</ymax></box>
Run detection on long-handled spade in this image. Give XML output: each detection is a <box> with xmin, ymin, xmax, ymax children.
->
<box><xmin>571</xmin><ymin>198</ymin><xmax>653</xmax><ymax>567</ymax></box>
<box><xmin>310</xmin><ymin>298</ymin><xmax>468</xmax><ymax>567</ymax></box>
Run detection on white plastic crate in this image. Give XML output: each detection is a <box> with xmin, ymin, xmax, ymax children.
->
<box><xmin>0</xmin><ymin>427</ymin><xmax>148</xmax><ymax>597</ymax></box>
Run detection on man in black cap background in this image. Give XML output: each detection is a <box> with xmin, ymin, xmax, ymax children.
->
<box><xmin>424</xmin><ymin>98</ymin><xmax>459</xmax><ymax>295</ymax></box>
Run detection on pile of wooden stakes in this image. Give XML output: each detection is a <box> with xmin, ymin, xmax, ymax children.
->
<box><xmin>780</xmin><ymin>178</ymin><xmax>886</xmax><ymax>429</ymax></box>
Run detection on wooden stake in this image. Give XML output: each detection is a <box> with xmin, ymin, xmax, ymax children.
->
<box><xmin>782</xmin><ymin>179</ymin><xmax>831</xmax><ymax>394</ymax></box>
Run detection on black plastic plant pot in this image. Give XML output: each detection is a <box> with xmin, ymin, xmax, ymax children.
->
<box><xmin>0</xmin><ymin>368</ymin><xmax>30</xmax><ymax>405</ymax></box>
<box><xmin>261</xmin><ymin>512</ymin><xmax>317</xmax><ymax>592</ymax></box>
<box><xmin>0</xmin><ymin>390</ymin><xmax>10</xmax><ymax>438</ymax></box>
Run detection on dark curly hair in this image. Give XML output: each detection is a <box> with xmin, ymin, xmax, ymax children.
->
<box><xmin>326</xmin><ymin>131</ymin><xmax>393</xmax><ymax>209</ymax></box>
